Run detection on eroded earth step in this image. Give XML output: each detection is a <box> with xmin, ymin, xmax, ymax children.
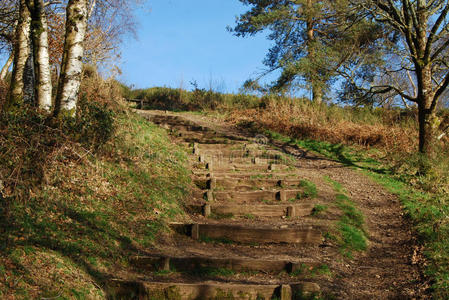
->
<box><xmin>107</xmin><ymin>280</ymin><xmax>320</xmax><ymax>300</ymax></box>
<box><xmin>170</xmin><ymin>223</ymin><xmax>324</xmax><ymax>245</ymax></box>
<box><xmin>188</xmin><ymin>203</ymin><xmax>315</xmax><ymax>218</ymax></box>
<box><xmin>130</xmin><ymin>255</ymin><xmax>320</xmax><ymax>274</ymax></box>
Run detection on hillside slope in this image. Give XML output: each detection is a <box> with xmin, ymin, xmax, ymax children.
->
<box><xmin>0</xmin><ymin>106</ymin><xmax>192</xmax><ymax>299</ymax></box>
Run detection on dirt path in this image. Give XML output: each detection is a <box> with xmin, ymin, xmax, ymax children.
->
<box><xmin>110</xmin><ymin>109</ymin><xmax>425</xmax><ymax>299</ymax></box>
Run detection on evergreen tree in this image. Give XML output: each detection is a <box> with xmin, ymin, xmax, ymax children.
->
<box><xmin>231</xmin><ymin>0</ymin><xmax>378</xmax><ymax>103</ymax></box>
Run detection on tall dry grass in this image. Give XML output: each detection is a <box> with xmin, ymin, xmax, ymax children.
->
<box><xmin>225</xmin><ymin>96</ymin><xmax>420</xmax><ymax>154</ymax></box>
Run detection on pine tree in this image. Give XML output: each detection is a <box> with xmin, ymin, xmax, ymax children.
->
<box><xmin>231</xmin><ymin>0</ymin><xmax>377</xmax><ymax>103</ymax></box>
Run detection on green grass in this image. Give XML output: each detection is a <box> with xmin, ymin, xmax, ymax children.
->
<box><xmin>265</xmin><ymin>129</ymin><xmax>449</xmax><ymax>297</ymax></box>
<box><xmin>290</xmin><ymin>263</ymin><xmax>332</xmax><ymax>278</ymax></box>
<box><xmin>199</xmin><ymin>236</ymin><xmax>234</xmax><ymax>244</ymax></box>
<box><xmin>325</xmin><ymin>177</ymin><xmax>367</xmax><ymax>258</ymax></box>
<box><xmin>311</xmin><ymin>204</ymin><xmax>328</xmax><ymax>216</ymax></box>
<box><xmin>243</xmin><ymin>213</ymin><xmax>256</xmax><ymax>220</ymax></box>
<box><xmin>324</xmin><ymin>175</ymin><xmax>345</xmax><ymax>193</ymax></box>
<box><xmin>297</xmin><ymin>179</ymin><xmax>318</xmax><ymax>199</ymax></box>
<box><xmin>0</xmin><ymin>111</ymin><xmax>191</xmax><ymax>298</ymax></box>
<box><xmin>189</xmin><ymin>267</ymin><xmax>236</xmax><ymax>277</ymax></box>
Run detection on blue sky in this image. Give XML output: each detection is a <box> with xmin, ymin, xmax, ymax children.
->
<box><xmin>119</xmin><ymin>0</ymin><xmax>275</xmax><ymax>92</ymax></box>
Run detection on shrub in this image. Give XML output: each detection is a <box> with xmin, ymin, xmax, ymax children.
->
<box><xmin>70</xmin><ymin>96</ymin><xmax>115</xmax><ymax>150</ymax></box>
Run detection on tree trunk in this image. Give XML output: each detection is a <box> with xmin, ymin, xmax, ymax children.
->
<box><xmin>28</xmin><ymin>0</ymin><xmax>52</xmax><ymax>111</ymax></box>
<box><xmin>312</xmin><ymin>83</ymin><xmax>323</xmax><ymax>104</ymax></box>
<box><xmin>0</xmin><ymin>53</ymin><xmax>14</xmax><ymax>81</ymax></box>
<box><xmin>7</xmin><ymin>0</ymin><xmax>31</xmax><ymax>107</ymax></box>
<box><xmin>418</xmin><ymin>98</ymin><xmax>439</xmax><ymax>155</ymax></box>
<box><xmin>22</xmin><ymin>42</ymin><xmax>35</xmax><ymax>104</ymax></box>
<box><xmin>306</xmin><ymin>0</ymin><xmax>322</xmax><ymax>104</ymax></box>
<box><xmin>54</xmin><ymin>0</ymin><xmax>88</xmax><ymax>117</ymax></box>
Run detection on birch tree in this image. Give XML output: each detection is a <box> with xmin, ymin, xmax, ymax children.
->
<box><xmin>7</xmin><ymin>0</ymin><xmax>31</xmax><ymax>108</ymax></box>
<box><xmin>0</xmin><ymin>53</ymin><xmax>13</xmax><ymax>80</ymax></box>
<box><xmin>0</xmin><ymin>0</ymin><xmax>16</xmax><ymax>54</ymax></box>
<box><xmin>27</xmin><ymin>0</ymin><xmax>52</xmax><ymax>111</ymax></box>
<box><xmin>54</xmin><ymin>0</ymin><xmax>88</xmax><ymax>117</ymax></box>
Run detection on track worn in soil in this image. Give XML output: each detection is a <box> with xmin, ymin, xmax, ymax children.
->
<box><xmin>108</xmin><ymin>110</ymin><xmax>424</xmax><ymax>299</ymax></box>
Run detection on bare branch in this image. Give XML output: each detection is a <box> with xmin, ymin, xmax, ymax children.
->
<box><xmin>425</xmin><ymin>4</ymin><xmax>449</xmax><ymax>60</ymax></box>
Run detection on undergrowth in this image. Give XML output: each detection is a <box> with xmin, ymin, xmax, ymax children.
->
<box><xmin>0</xmin><ymin>81</ymin><xmax>191</xmax><ymax>298</ymax></box>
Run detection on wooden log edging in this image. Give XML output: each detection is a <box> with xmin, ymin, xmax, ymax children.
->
<box><xmin>211</xmin><ymin>190</ymin><xmax>303</xmax><ymax>202</ymax></box>
<box><xmin>187</xmin><ymin>203</ymin><xmax>315</xmax><ymax>218</ymax></box>
<box><xmin>106</xmin><ymin>280</ymin><xmax>320</xmax><ymax>300</ymax></box>
<box><xmin>130</xmin><ymin>255</ymin><xmax>319</xmax><ymax>274</ymax></box>
<box><xmin>170</xmin><ymin>223</ymin><xmax>324</xmax><ymax>245</ymax></box>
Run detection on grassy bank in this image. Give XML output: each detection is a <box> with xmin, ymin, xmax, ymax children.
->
<box><xmin>0</xmin><ymin>90</ymin><xmax>191</xmax><ymax>298</ymax></box>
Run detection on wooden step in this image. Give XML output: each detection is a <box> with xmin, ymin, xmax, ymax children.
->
<box><xmin>196</xmin><ymin>155</ymin><xmax>289</xmax><ymax>166</ymax></box>
<box><xmin>174</xmin><ymin>131</ymin><xmax>247</xmax><ymax>141</ymax></box>
<box><xmin>194</xmin><ymin>148</ymin><xmax>283</xmax><ymax>157</ymax></box>
<box><xmin>146</xmin><ymin>115</ymin><xmax>192</xmax><ymax>126</ymax></box>
<box><xmin>195</xmin><ymin>162</ymin><xmax>292</xmax><ymax>172</ymax></box>
<box><xmin>188</xmin><ymin>203</ymin><xmax>314</xmax><ymax>218</ymax></box>
<box><xmin>192</xmin><ymin>143</ymin><xmax>249</xmax><ymax>150</ymax></box>
<box><xmin>211</xmin><ymin>190</ymin><xmax>303</xmax><ymax>202</ymax></box>
<box><xmin>130</xmin><ymin>255</ymin><xmax>319</xmax><ymax>274</ymax></box>
<box><xmin>107</xmin><ymin>280</ymin><xmax>320</xmax><ymax>300</ymax></box>
<box><xmin>184</xmin><ymin>137</ymin><xmax>245</xmax><ymax>144</ymax></box>
<box><xmin>171</xmin><ymin>223</ymin><xmax>324</xmax><ymax>245</ymax></box>
<box><xmin>169</xmin><ymin>124</ymin><xmax>211</xmax><ymax>132</ymax></box>
<box><xmin>173</xmin><ymin>131</ymin><xmax>221</xmax><ymax>139</ymax></box>
<box><xmin>194</xmin><ymin>177</ymin><xmax>303</xmax><ymax>190</ymax></box>
<box><xmin>192</xmin><ymin>170</ymin><xmax>301</xmax><ymax>178</ymax></box>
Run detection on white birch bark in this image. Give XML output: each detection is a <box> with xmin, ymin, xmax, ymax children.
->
<box><xmin>55</xmin><ymin>0</ymin><xmax>88</xmax><ymax>116</ymax></box>
<box><xmin>29</xmin><ymin>0</ymin><xmax>52</xmax><ymax>111</ymax></box>
<box><xmin>0</xmin><ymin>53</ymin><xmax>13</xmax><ymax>81</ymax></box>
<box><xmin>8</xmin><ymin>0</ymin><xmax>31</xmax><ymax>105</ymax></box>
